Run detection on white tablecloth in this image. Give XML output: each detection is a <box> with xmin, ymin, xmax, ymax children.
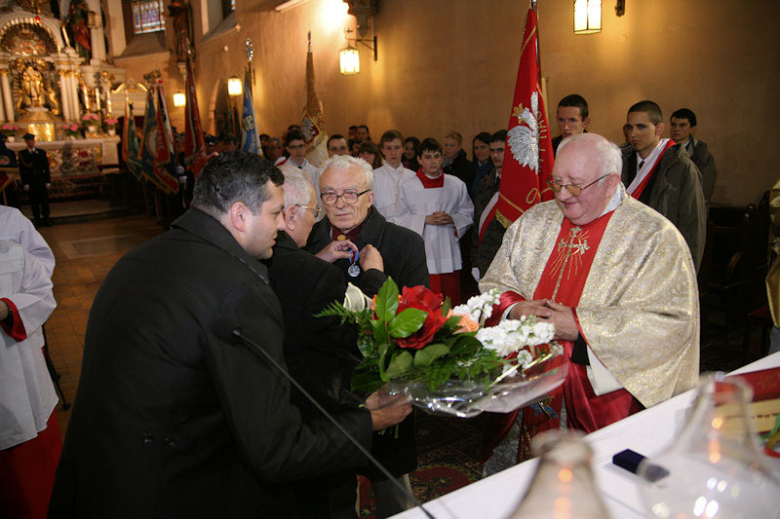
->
<box><xmin>394</xmin><ymin>353</ymin><xmax>780</xmax><ymax>519</ymax></box>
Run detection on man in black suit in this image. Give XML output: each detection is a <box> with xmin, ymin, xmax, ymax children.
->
<box><xmin>268</xmin><ymin>169</ymin><xmax>387</xmax><ymax>517</ymax></box>
<box><xmin>18</xmin><ymin>133</ymin><xmax>51</xmax><ymax>227</ymax></box>
<box><xmin>49</xmin><ymin>152</ymin><xmax>411</xmax><ymax>519</ymax></box>
<box><xmin>307</xmin><ymin>155</ymin><xmax>428</xmax><ymax>518</ymax></box>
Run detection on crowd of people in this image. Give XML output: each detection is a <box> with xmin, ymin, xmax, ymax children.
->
<box><xmin>2</xmin><ymin>94</ymin><xmax>716</xmax><ymax>518</ymax></box>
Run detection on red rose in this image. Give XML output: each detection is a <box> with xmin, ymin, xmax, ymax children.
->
<box><xmin>394</xmin><ymin>285</ymin><xmax>447</xmax><ymax>350</ymax></box>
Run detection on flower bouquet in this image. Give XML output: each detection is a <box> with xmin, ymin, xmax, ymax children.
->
<box><xmin>62</xmin><ymin>122</ymin><xmax>80</xmax><ymax>139</ymax></box>
<box><xmin>81</xmin><ymin>113</ymin><xmax>99</xmax><ymax>133</ymax></box>
<box><xmin>104</xmin><ymin>117</ymin><xmax>119</xmax><ymax>135</ymax></box>
<box><xmin>318</xmin><ymin>279</ymin><xmax>568</xmax><ymax>418</ymax></box>
<box><xmin>1</xmin><ymin>123</ymin><xmax>21</xmax><ymax>141</ymax></box>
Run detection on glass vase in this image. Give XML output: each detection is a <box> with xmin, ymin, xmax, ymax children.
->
<box><xmin>639</xmin><ymin>372</ymin><xmax>780</xmax><ymax>518</ymax></box>
<box><xmin>510</xmin><ymin>430</ymin><xmax>611</xmax><ymax>518</ymax></box>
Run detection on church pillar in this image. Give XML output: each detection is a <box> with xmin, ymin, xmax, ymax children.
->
<box><xmin>67</xmin><ymin>72</ymin><xmax>80</xmax><ymax>119</ymax></box>
<box><xmin>0</xmin><ymin>70</ymin><xmax>14</xmax><ymax>122</ymax></box>
<box><xmin>86</xmin><ymin>0</ymin><xmax>107</xmax><ymax>64</ymax></box>
<box><xmin>58</xmin><ymin>70</ymin><xmax>71</xmax><ymax>121</ymax></box>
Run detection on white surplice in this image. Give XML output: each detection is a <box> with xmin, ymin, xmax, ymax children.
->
<box><xmin>0</xmin><ymin>205</ymin><xmax>55</xmax><ymax>277</ymax></box>
<box><xmin>396</xmin><ymin>173</ymin><xmax>474</xmax><ymax>275</ymax></box>
<box><xmin>372</xmin><ymin>162</ymin><xmax>417</xmax><ymax>223</ymax></box>
<box><xmin>0</xmin><ymin>240</ymin><xmax>58</xmax><ymax>450</ymax></box>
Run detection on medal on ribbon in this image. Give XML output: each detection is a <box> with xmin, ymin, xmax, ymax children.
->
<box><xmin>348</xmin><ymin>249</ymin><xmax>360</xmax><ymax>277</ymax></box>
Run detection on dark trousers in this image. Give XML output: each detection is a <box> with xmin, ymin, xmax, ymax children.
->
<box><xmin>29</xmin><ymin>186</ymin><xmax>49</xmax><ymax>219</ymax></box>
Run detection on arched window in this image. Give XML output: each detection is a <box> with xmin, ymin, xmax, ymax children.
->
<box><xmin>126</xmin><ymin>0</ymin><xmax>165</xmax><ymax>35</ymax></box>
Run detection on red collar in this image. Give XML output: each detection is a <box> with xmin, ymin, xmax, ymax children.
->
<box><xmin>416</xmin><ymin>169</ymin><xmax>444</xmax><ymax>188</ymax></box>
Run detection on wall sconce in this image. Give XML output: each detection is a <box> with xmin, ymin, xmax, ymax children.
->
<box><xmin>339</xmin><ymin>45</ymin><xmax>360</xmax><ymax>75</ymax></box>
<box><xmin>338</xmin><ymin>28</ymin><xmax>377</xmax><ymax>76</ymax></box>
<box><xmin>574</xmin><ymin>0</ymin><xmax>602</xmax><ymax>34</ymax></box>
<box><xmin>173</xmin><ymin>91</ymin><xmax>186</xmax><ymax>107</ymax></box>
<box><xmin>227</xmin><ymin>76</ymin><xmax>243</xmax><ymax>96</ymax></box>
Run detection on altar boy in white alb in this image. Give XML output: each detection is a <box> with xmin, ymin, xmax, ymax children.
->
<box><xmin>396</xmin><ymin>138</ymin><xmax>473</xmax><ymax>304</ymax></box>
<box><xmin>372</xmin><ymin>130</ymin><xmax>417</xmax><ymax>223</ymax></box>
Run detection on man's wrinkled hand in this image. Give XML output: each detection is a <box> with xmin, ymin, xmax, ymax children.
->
<box><xmin>359</xmin><ymin>244</ymin><xmax>383</xmax><ymax>272</ymax></box>
<box><xmin>508</xmin><ymin>299</ymin><xmax>552</xmax><ymax>321</ymax></box>
<box><xmin>315</xmin><ymin>239</ymin><xmax>358</xmax><ymax>263</ymax></box>
<box><xmin>542</xmin><ymin>300</ymin><xmax>580</xmax><ymax>341</ymax></box>
<box><xmin>366</xmin><ymin>389</ymin><xmax>412</xmax><ymax>431</ymax></box>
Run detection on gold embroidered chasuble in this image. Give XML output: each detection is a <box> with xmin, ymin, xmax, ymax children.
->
<box><xmin>481</xmin><ymin>194</ymin><xmax>699</xmax><ymax>408</ymax></box>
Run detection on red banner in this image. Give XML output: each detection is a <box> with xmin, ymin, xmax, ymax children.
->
<box><xmin>153</xmin><ymin>82</ymin><xmax>179</xmax><ymax>194</ymax></box>
<box><xmin>495</xmin><ymin>7</ymin><xmax>555</xmax><ymax>227</ymax></box>
<box><xmin>184</xmin><ymin>54</ymin><xmax>207</xmax><ymax>178</ymax></box>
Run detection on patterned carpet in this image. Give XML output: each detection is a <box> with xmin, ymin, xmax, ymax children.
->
<box><xmin>358</xmin><ymin>412</ymin><xmax>485</xmax><ymax>518</ymax></box>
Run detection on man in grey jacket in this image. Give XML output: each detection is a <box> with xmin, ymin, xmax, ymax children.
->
<box><xmin>670</xmin><ymin>108</ymin><xmax>717</xmax><ymax>205</ymax></box>
<box><xmin>621</xmin><ymin>100</ymin><xmax>706</xmax><ymax>271</ymax></box>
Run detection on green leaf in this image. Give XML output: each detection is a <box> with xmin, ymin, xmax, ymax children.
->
<box><xmin>385</xmin><ymin>351</ymin><xmax>413</xmax><ymax>379</ymax></box>
<box><xmin>374</xmin><ymin>278</ymin><xmax>399</xmax><ymax>322</ymax></box>
<box><xmin>370</xmin><ymin>319</ymin><xmax>389</xmax><ymax>346</ymax></box>
<box><xmin>351</xmin><ymin>371</ymin><xmax>384</xmax><ymax>393</ymax></box>
<box><xmin>356</xmin><ymin>334</ymin><xmax>376</xmax><ymax>358</ymax></box>
<box><xmin>442</xmin><ymin>297</ymin><xmax>451</xmax><ymax>315</ymax></box>
<box><xmin>388</xmin><ymin>308</ymin><xmax>427</xmax><ymax>338</ymax></box>
<box><xmin>414</xmin><ymin>343</ymin><xmax>450</xmax><ymax>368</ymax></box>
<box><xmin>449</xmin><ymin>334</ymin><xmax>482</xmax><ymax>356</ymax></box>
<box><xmin>435</xmin><ymin>315</ymin><xmax>463</xmax><ymax>338</ymax></box>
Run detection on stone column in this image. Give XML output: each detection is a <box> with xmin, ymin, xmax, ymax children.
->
<box><xmin>86</xmin><ymin>0</ymin><xmax>107</xmax><ymax>64</ymax></box>
<box><xmin>58</xmin><ymin>70</ymin><xmax>71</xmax><ymax>121</ymax></box>
<box><xmin>0</xmin><ymin>70</ymin><xmax>14</xmax><ymax>122</ymax></box>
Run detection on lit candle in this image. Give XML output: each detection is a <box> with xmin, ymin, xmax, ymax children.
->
<box><xmin>82</xmin><ymin>84</ymin><xmax>89</xmax><ymax>110</ymax></box>
<box><xmin>62</xmin><ymin>26</ymin><xmax>70</xmax><ymax>48</ymax></box>
<box><xmin>95</xmin><ymin>86</ymin><xmax>101</xmax><ymax>111</ymax></box>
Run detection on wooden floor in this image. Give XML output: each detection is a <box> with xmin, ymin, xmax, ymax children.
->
<box><xmin>38</xmin><ymin>206</ymin><xmax>164</xmax><ymax>438</ymax></box>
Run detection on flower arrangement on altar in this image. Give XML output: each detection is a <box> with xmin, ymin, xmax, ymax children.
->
<box><xmin>103</xmin><ymin>117</ymin><xmax>119</xmax><ymax>129</ymax></box>
<box><xmin>319</xmin><ymin>279</ymin><xmax>565</xmax><ymax>417</ymax></box>
<box><xmin>62</xmin><ymin>122</ymin><xmax>80</xmax><ymax>139</ymax></box>
<box><xmin>81</xmin><ymin>113</ymin><xmax>99</xmax><ymax>131</ymax></box>
<box><xmin>1</xmin><ymin>123</ymin><xmax>21</xmax><ymax>141</ymax></box>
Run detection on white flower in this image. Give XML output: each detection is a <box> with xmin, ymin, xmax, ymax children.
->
<box><xmin>343</xmin><ymin>282</ymin><xmax>371</xmax><ymax>312</ymax></box>
<box><xmin>476</xmin><ymin>314</ymin><xmax>556</xmax><ymax>358</ymax></box>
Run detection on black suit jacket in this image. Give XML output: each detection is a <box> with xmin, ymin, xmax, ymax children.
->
<box><xmin>306</xmin><ymin>208</ymin><xmax>429</xmax><ymax>291</ymax></box>
<box><xmin>306</xmin><ymin>209</ymin><xmax>428</xmax><ymax>478</ymax></box>
<box><xmin>50</xmin><ymin>209</ymin><xmax>372</xmax><ymax>518</ymax></box>
<box><xmin>18</xmin><ymin>147</ymin><xmax>50</xmax><ymax>187</ymax></box>
<box><xmin>267</xmin><ymin>231</ymin><xmax>386</xmax><ymax>417</ymax></box>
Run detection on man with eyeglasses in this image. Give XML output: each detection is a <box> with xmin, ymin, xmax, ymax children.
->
<box><xmin>267</xmin><ymin>169</ymin><xmax>387</xmax><ymax>517</ymax></box>
<box><xmin>479</xmin><ymin>133</ymin><xmax>699</xmax><ymax>470</ymax></box>
<box><xmin>307</xmin><ymin>155</ymin><xmax>428</xmax><ymax>517</ymax></box>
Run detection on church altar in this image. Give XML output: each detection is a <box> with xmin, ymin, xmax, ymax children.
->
<box><xmin>393</xmin><ymin>353</ymin><xmax>780</xmax><ymax>518</ymax></box>
<box><xmin>6</xmin><ymin>136</ymin><xmax>119</xmax><ymax>177</ymax></box>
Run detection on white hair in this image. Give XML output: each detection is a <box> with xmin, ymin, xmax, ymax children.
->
<box><xmin>557</xmin><ymin>133</ymin><xmax>622</xmax><ymax>183</ymax></box>
<box><xmin>280</xmin><ymin>169</ymin><xmax>315</xmax><ymax>211</ymax></box>
<box><xmin>320</xmin><ymin>155</ymin><xmax>374</xmax><ymax>189</ymax></box>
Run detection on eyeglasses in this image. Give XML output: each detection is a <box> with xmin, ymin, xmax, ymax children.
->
<box><xmin>320</xmin><ymin>189</ymin><xmax>371</xmax><ymax>206</ymax></box>
<box><xmin>546</xmin><ymin>174</ymin><xmax>610</xmax><ymax>197</ymax></box>
<box><xmin>295</xmin><ymin>204</ymin><xmax>321</xmax><ymax>218</ymax></box>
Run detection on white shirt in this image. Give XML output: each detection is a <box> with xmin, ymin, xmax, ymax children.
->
<box><xmin>395</xmin><ymin>173</ymin><xmax>474</xmax><ymax>275</ymax></box>
<box><xmin>372</xmin><ymin>162</ymin><xmax>416</xmax><ymax>223</ymax></box>
<box><xmin>0</xmin><ymin>205</ymin><xmax>55</xmax><ymax>277</ymax></box>
<box><xmin>626</xmin><ymin>138</ymin><xmax>671</xmax><ymax>196</ymax></box>
<box><xmin>0</xmin><ymin>240</ymin><xmax>58</xmax><ymax>450</ymax></box>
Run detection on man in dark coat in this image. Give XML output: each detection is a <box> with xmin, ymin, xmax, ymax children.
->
<box><xmin>18</xmin><ymin>133</ymin><xmax>51</xmax><ymax>227</ymax></box>
<box><xmin>621</xmin><ymin>100</ymin><xmax>706</xmax><ymax>270</ymax></box>
<box><xmin>670</xmin><ymin>108</ymin><xmax>717</xmax><ymax>205</ymax></box>
<box><xmin>306</xmin><ymin>155</ymin><xmax>428</xmax><ymax>518</ymax></box>
<box><xmin>49</xmin><ymin>152</ymin><xmax>411</xmax><ymax>519</ymax></box>
<box><xmin>443</xmin><ymin>131</ymin><xmax>474</xmax><ymax>189</ymax></box>
<box><xmin>472</xmin><ymin>130</ymin><xmax>508</xmax><ymax>280</ymax></box>
<box><xmin>268</xmin><ymin>169</ymin><xmax>387</xmax><ymax>518</ymax></box>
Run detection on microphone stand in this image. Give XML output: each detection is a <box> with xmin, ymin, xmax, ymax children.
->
<box><xmin>231</xmin><ymin>329</ymin><xmax>436</xmax><ymax>519</ymax></box>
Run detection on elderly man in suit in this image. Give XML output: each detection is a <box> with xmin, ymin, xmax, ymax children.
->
<box><xmin>307</xmin><ymin>155</ymin><xmax>428</xmax><ymax>518</ymax></box>
<box><xmin>50</xmin><ymin>152</ymin><xmax>411</xmax><ymax>518</ymax></box>
<box><xmin>267</xmin><ymin>169</ymin><xmax>387</xmax><ymax>518</ymax></box>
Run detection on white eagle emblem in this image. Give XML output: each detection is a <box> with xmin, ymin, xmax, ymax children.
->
<box><xmin>507</xmin><ymin>92</ymin><xmax>540</xmax><ymax>174</ymax></box>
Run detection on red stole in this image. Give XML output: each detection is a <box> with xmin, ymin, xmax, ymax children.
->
<box><xmin>630</xmin><ymin>139</ymin><xmax>676</xmax><ymax>200</ymax></box>
<box><xmin>481</xmin><ymin>210</ymin><xmax>640</xmax><ymax>464</ymax></box>
<box><xmin>329</xmin><ymin>209</ymin><xmax>372</xmax><ymax>242</ymax></box>
<box><xmin>416</xmin><ymin>169</ymin><xmax>444</xmax><ymax>188</ymax></box>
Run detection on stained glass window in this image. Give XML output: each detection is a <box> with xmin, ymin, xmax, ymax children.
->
<box><xmin>132</xmin><ymin>0</ymin><xmax>165</xmax><ymax>34</ymax></box>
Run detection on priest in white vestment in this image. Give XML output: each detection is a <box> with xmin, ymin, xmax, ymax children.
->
<box><xmin>372</xmin><ymin>130</ymin><xmax>417</xmax><ymax>223</ymax></box>
<box><xmin>480</xmin><ymin>133</ymin><xmax>699</xmax><ymax>464</ymax></box>
<box><xmin>396</xmin><ymin>138</ymin><xmax>473</xmax><ymax>304</ymax></box>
